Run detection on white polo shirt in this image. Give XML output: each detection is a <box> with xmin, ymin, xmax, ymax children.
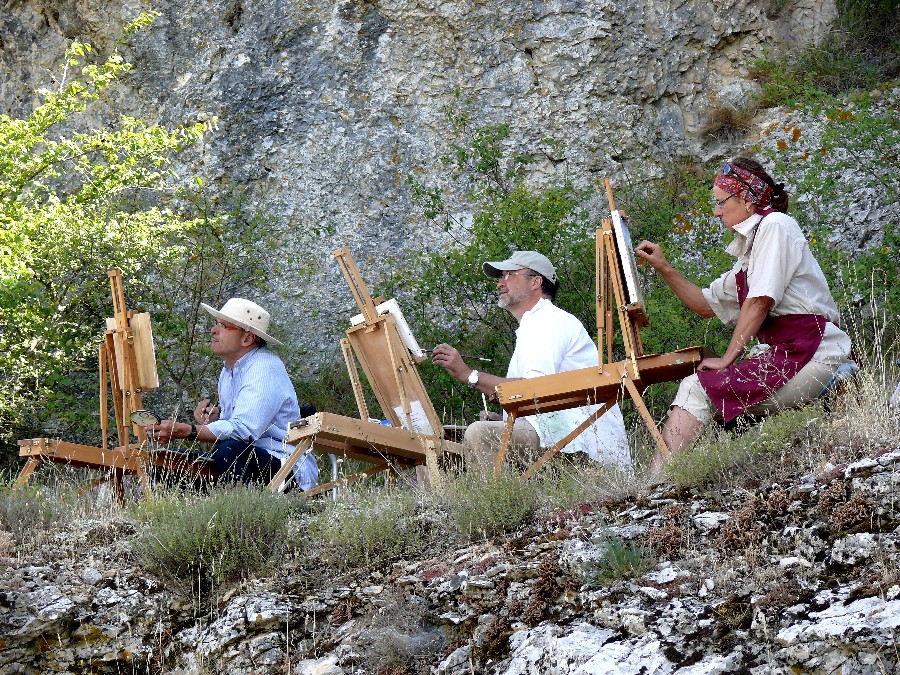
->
<box><xmin>507</xmin><ymin>298</ymin><xmax>631</xmax><ymax>466</ymax></box>
<box><xmin>702</xmin><ymin>212</ymin><xmax>851</xmax><ymax>365</ymax></box>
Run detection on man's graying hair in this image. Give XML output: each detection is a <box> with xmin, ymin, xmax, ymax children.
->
<box><xmin>537</xmin><ymin>273</ymin><xmax>559</xmax><ymax>301</ymax></box>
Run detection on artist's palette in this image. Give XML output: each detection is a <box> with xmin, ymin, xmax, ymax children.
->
<box><xmin>130</xmin><ymin>409</ymin><xmax>160</xmax><ymax>426</ymax></box>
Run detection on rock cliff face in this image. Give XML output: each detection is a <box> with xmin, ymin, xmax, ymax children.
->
<box><xmin>0</xmin><ymin>0</ymin><xmax>837</xmax><ymax>362</ymax></box>
<box><xmin>2</xmin><ymin>449</ymin><xmax>898</xmax><ymax>673</ymax></box>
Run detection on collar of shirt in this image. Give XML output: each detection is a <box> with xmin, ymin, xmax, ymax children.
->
<box><xmin>725</xmin><ymin>212</ymin><xmax>764</xmax><ymax>259</ymax></box>
<box><xmin>225</xmin><ymin>346</ymin><xmax>261</xmax><ymax>374</ymax></box>
<box><xmin>518</xmin><ymin>297</ymin><xmax>552</xmax><ymax>326</ymax></box>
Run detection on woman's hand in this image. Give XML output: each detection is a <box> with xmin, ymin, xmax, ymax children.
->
<box><xmin>635</xmin><ymin>240</ymin><xmax>669</xmax><ymax>272</ymax></box>
<box><xmin>697</xmin><ymin>357</ymin><xmax>733</xmax><ymax>372</ymax></box>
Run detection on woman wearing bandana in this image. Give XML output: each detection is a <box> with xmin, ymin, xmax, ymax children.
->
<box><xmin>636</xmin><ymin>156</ymin><xmax>852</xmax><ymax>473</ymax></box>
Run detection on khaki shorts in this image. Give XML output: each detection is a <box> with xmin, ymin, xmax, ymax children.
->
<box><xmin>673</xmin><ymin>359</ymin><xmax>841</xmax><ymax>424</ymax></box>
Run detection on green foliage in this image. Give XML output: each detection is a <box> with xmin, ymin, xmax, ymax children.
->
<box><xmin>589</xmin><ymin>531</ymin><xmax>655</xmax><ymax>584</ymax></box>
<box><xmin>306</xmin><ymin>490</ymin><xmax>430</xmax><ymax>570</ymax></box>
<box><xmin>134</xmin><ymin>486</ymin><xmax>293</xmax><ymax>586</ymax></box>
<box><xmin>758</xmin><ymin>88</ymin><xmax>899</xmax><ymax>352</ymax></box>
<box><xmin>753</xmin><ymin>0</ymin><xmax>898</xmax><ymax>103</ymax></box>
<box><xmin>0</xmin><ymin>15</ymin><xmax>271</xmax><ymax>454</ymax></box>
<box><xmin>446</xmin><ymin>470</ymin><xmax>539</xmax><ymax>540</ymax></box>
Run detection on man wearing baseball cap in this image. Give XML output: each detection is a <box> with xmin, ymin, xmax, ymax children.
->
<box><xmin>147</xmin><ymin>298</ymin><xmax>318</xmax><ymax>489</ymax></box>
<box><xmin>431</xmin><ymin>251</ymin><xmax>630</xmax><ymax>469</ymax></box>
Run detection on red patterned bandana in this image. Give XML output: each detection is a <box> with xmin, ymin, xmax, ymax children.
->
<box><xmin>714</xmin><ymin>163</ymin><xmax>773</xmax><ymax>208</ymax></box>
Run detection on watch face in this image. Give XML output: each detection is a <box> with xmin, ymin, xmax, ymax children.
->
<box><xmin>468</xmin><ymin>370</ymin><xmax>479</xmax><ymax>385</ymax></box>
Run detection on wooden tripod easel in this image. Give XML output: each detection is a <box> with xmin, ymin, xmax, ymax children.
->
<box><xmin>493</xmin><ymin>180</ymin><xmax>704</xmax><ymax>477</ymax></box>
<box><xmin>267</xmin><ymin>248</ymin><xmax>461</xmax><ymax>496</ymax></box>
<box><xmin>15</xmin><ymin>270</ymin><xmax>180</xmax><ymax>502</ymax></box>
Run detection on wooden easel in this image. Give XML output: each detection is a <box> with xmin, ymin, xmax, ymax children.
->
<box><xmin>15</xmin><ymin>270</ymin><xmax>212</xmax><ymax>501</ymax></box>
<box><xmin>493</xmin><ymin>180</ymin><xmax>704</xmax><ymax>477</ymax></box>
<box><xmin>267</xmin><ymin>248</ymin><xmax>461</xmax><ymax>496</ymax></box>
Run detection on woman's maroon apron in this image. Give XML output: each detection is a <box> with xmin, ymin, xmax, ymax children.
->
<box><xmin>697</xmin><ymin>212</ymin><xmax>827</xmax><ymax>422</ymax></box>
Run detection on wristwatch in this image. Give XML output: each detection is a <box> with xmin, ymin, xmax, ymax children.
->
<box><xmin>185</xmin><ymin>424</ymin><xmax>199</xmax><ymax>442</ymax></box>
<box><xmin>467</xmin><ymin>369</ymin><xmax>480</xmax><ymax>389</ymax></box>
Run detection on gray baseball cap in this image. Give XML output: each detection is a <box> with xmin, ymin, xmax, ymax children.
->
<box><xmin>483</xmin><ymin>250</ymin><xmax>558</xmax><ymax>283</ymax></box>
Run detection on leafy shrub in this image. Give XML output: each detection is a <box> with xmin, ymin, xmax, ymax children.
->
<box><xmin>134</xmin><ymin>486</ymin><xmax>292</xmax><ymax>586</ymax></box>
<box><xmin>445</xmin><ymin>470</ymin><xmax>539</xmax><ymax>540</ymax></box>
<box><xmin>306</xmin><ymin>490</ymin><xmax>430</xmax><ymax>571</ymax></box>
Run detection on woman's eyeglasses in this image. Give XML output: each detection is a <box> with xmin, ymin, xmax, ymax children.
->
<box><xmin>714</xmin><ymin>194</ymin><xmax>736</xmax><ymax>208</ymax></box>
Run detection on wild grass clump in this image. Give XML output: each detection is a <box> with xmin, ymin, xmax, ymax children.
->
<box><xmin>535</xmin><ymin>461</ymin><xmax>640</xmax><ymax>517</ymax></box>
<box><xmin>134</xmin><ymin>486</ymin><xmax>293</xmax><ymax>587</ymax></box>
<box><xmin>306</xmin><ymin>489</ymin><xmax>432</xmax><ymax>571</ymax></box>
<box><xmin>589</xmin><ymin>531</ymin><xmax>656</xmax><ymax>585</ymax></box>
<box><xmin>445</xmin><ymin>470</ymin><xmax>539</xmax><ymax>541</ymax></box>
<box><xmin>0</xmin><ymin>481</ymin><xmax>62</xmax><ymax>552</ymax></box>
<box><xmin>665</xmin><ymin>404</ymin><xmax>827</xmax><ymax>488</ymax></box>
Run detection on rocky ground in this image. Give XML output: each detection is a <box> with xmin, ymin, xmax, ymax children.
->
<box><xmin>1</xmin><ymin>445</ymin><xmax>898</xmax><ymax>674</ymax></box>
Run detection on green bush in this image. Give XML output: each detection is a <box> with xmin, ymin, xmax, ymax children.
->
<box><xmin>446</xmin><ymin>470</ymin><xmax>539</xmax><ymax>540</ymax></box>
<box><xmin>306</xmin><ymin>490</ymin><xmax>430</xmax><ymax>571</ymax></box>
<box><xmin>134</xmin><ymin>486</ymin><xmax>293</xmax><ymax>586</ymax></box>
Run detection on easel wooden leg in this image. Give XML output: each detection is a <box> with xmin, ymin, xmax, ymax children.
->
<box><xmin>13</xmin><ymin>458</ymin><xmax>40</xmax><ymax>489</ymax></box>
<box><xmin>341</xmin><ymin>338</ymin><xmax>370</xmax><ymax>421</ymax></box>
<box><xmin>421</xmin><ymin>437</ymin><xmax>441</xmax><ymax>490</ymax></box>
<box><xmin>136</xmin><ymin>462</ymin><xmax>152</xmax><ymax>499</ymax></box>
<box><xmin>522</xmin><ymin>398</ymin><xmax>616</xmax><ymax>480</ymax></box>
<box><xmin>492</xmin><ymin>413</ymin><xmax>517</xmax><ymax>476</ymax></box>
<box><xmin>77</xmin><ymin>474</ymin><xmax>113</xmax><ymax>496</ymax></box>
<box><xmin>112</xmin><ymin>469</ymin><xmax>126</xmax><ymax>505</ymax></box>
<box><xmin>621</xmin><ymin>373</ymin><xmax>671</xmax><ymax>460</ymax></box>
<box><xmin>267</xmin><ymin>438</ymin><xmax>314</xmax><ymax>493</ymax></box>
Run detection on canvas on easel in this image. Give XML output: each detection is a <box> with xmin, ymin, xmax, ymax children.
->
<box><xmin>266</xmin><ymin>247</ymin><xmax>461</xmax><ymax>497</ymax></box>
<box><xmin>492</xmin><ymin>180</ymin><xmax>704</xmax><ymax>478</ymax></box>
<box><xmin>15</xmin><ymin>270</ymin><xmax>215</xmax><ymax>501</ymax></box>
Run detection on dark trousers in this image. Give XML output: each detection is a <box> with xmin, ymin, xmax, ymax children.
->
<box><xmin>212</xmin><ymin>438</ymin><xmax>281</xmax><ymax>485</ymax></box>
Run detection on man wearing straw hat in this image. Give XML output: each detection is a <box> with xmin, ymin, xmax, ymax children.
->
<box><xmin>432</xmin><ymin>250</ymin><xmax>630</xmax><ymax>470</ymax></box>
<box><xmin>148</xmin><ymin>298</ymin><xmax>318</xmax><ymax>489</ymax></box>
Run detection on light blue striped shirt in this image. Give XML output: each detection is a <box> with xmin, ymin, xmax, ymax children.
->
<box><xmin>206</xmin><ymin>347</ymin><xmax>318</xmax><ymax>490</ymax></box>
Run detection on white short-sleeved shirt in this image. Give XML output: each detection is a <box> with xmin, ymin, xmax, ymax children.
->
<box><xmin>506</xmin><ymin>298</ymin><xmax>631</xmax><ymax>466</ymax></box>
<box><xmin>702</xmin><ymin>212</ymin><xmax>851</xmax><ymax>365</ymax></box>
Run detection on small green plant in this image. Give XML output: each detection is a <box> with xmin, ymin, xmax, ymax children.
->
<box><xmin>589</xmin><ymin>531</ymin><xmax>655</xmax><ymax>584</ymax></box>
<box><xmin>445</xmin><ymin>470</ymin><xmax>539</xmax><ymax>540</ymax></box>
<box><xmin>306</xmin><ymin>490</ymin><xmax>431</xmax><ymax>571</ymax></box>
<box><xmin>134</xmin><ymin>486</ymin><xmax>292</xmax><ymax>587</ymax></box>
